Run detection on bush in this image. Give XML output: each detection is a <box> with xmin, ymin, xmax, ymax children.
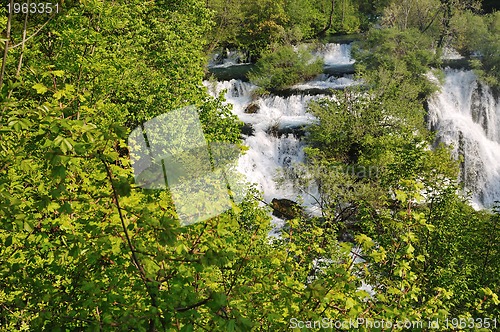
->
<box><xmin>353</xmin><ymin>28</ymin><xmax>438</xmax><ymax>99</ymax></box>
<box><xmin>248</xmin><ymin>45</ymin><xmax>323</xmax><ymax>91</ymax></box>
<box><xmin>451</xmin><ymin>11</ymin><xmax>500</xmax><ymax>87</ymax></box>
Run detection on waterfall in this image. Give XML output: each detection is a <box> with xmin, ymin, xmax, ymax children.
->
<box><xmin>206</xmin><ymin>46</ymin><xmax>500</xmax><ymax>214</ymax></box>
<box><xmin>204</xmin><ymin>79</ymin><xmax>321</xmax><ymax>207</ymax></box>
<box><xmin>208</xmin><ymin>50</ymin><xmax>250</xmax><ymax>68</ymax></box>
<box><xmin>204</xmin><ymin>43</ymin><xmax>356</xmax><ymax>225</ymax></box>
<box><xmin>292</xmin><ymin>74</ymin><xmax>356</xmax><ymax>91</ymax></box>
<box><xmin>315</xmin><ymin>43</ymin><xmax>354</xmax><ymax>67</ymax></box>
<box><xmin>428</xmin><ymin>69</ymin><xmax>500</xmax><ymax>208</ymax></box>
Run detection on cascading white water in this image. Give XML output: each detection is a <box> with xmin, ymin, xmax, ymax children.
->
<box><xmin>204</xmin><ymin>43</ymin><xmax>357</xmax><ymax>223</ymax></box>
<box><xmin>208</xmin><ymin>50</ymin><xmax>249</xmax><ymax>68</ymax></box>
<box><xmin>204</xmin><ymin>79</ymin><xmax>320</xmax><ymax>206</ymax></box>
<box><xmin>315</xmin><ymin>43</ymin><xmax>354</xmax><ymax>67</ymax></box>
<box><xmin>428</xmin><ymin>69</ymin><xmax>500</xmax><ymax>208</ymax></box>
<box><xmin>292</xmin><ymin>74</ymin><xmax>356</xmax><ymax>90</ymax></box>
<box><xmin>205</xmin><ymin>46</ymin><xmax>499</xmax><ymax>223</ymax></box>
<box><xmin>294</xmin><ymin>43</ymin><xmax>356</xmax><ymax>90</ymax></box>
<box><xmin>441</xmin><ymin>47</ymin><xmax>464</xmax><ymax>60</ymax></box>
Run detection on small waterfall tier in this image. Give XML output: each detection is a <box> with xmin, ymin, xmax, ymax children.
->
<box><xmin>207</xmin><ymin>43</ymin><xmax>356</xmax><ymax>82</ymax></box>
<box><xmin>314</xmin><ymin>43</ymin><xmax>355</xmax><ymax>67</ymax></box>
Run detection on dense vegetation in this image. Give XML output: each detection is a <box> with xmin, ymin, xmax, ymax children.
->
<box><xmin>1</xmin><ymin>0</ymin><xmax>499</xmax><ymax>331</ymax></box>
<box><xmin>248</xmin><ymin>45</ymin><xmax>323</xmax><ymax>90</ymax></box>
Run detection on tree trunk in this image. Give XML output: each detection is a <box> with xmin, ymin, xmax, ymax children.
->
<box><xmin>437</xmin><ymin>0</ymin><xmax>452</xmax><ymax>49</ymax></box>
<box><xmin>15</xmin><ymin>3</ymin><xmax>30</xmax><ymax>78</ymax></box>
<box><xmin>0</xmin><ymin>0</ymin><xmax>14</xmax><ymax>91</ymax></box>
<box><xmin>318</xmin><ymin>0</ymin><xmax>336</xmax><ymax>36</ymax></box>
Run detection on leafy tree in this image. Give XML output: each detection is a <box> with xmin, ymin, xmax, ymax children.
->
<box><xmin>237</xmin><ymin>0</ymin><xmax>289</xmax><ymax>58</ymax></box>
<box><xmin>420</xmin><ymin>190</ymin><xmax>500</xmax><ymax>316</ymax></box>
<box><xmin>353</xmin><ymin>27</ymin><xmax>438</xmax><ymax>103</ymax></box>
<box><xmin>451</xmin><ymin>10</ymin><xmax>500</xmax><ymax>86</ymax></box>
<box><xmin>205</xmin><ymin>0</ymin><xmax>245</xmax><ymax>52</ymax></box>
<box><xmin>302</xmin><ymin>87</ymin><xmax>499</xmax><ymax>326</ymax></box>
<box><xmin>332</xmin><ymin>0</ymin><xmax>362</xmax><ymax>33</ymax></box>
<box><xmin>382</xmin><ymin>0</ymin><xmax>442</xmax><ymax>34</ymax></box>
<box><xmin>205</xmin><ymin>0</ymin><xmax>367</xmax><ymax>59</ymax></box>
<box><xmin>284</xmin><ymin>0</ymin><xmax>325</xmax><ymax>41</ymax></box>
<box><xmin>248</xmin><ymin>45</ymin><xmax>323</xmax><ymax>91</ymax></box>
<box><xmin>299</xmin><ymin>19</ymin><xmax>500</xmax><ymax>322</ymax></box>
<box><xmin>0</xmin><ymin>1</ymin><xmax>257</xmax><ymax>330</ymax></box>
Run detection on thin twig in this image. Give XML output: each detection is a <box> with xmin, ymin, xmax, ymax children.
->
<box><xmin>15</xmin><ymin>3</ymin><xmax>29</xmax><ymax>78</ymax></box>
<box><xmin>9</xmin><ymin>14</ymin><xmax>55</xmax><ymax>49</ymax></box>
<box><xmin>175</xmin><ymin>297</ymin><xmax>211</xmax><ymax>312</ymax></box>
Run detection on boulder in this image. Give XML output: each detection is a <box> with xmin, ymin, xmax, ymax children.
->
<box><xmin>241</xmin><ymin>123</ymin><xmax>254</xmax><ymax>136</ymax></box>
<box><xmin>271</xmin><ymin>198</ymin><xmax>303</xmax><ymax>220</ymax></box>
<box><xmin>244</xmin><ymin>102</ymin><xmax>260</xmax><ymax>114</ymax></box>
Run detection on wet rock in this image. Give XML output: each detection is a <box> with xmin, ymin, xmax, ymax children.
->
<box><xmin>244</xmin><ymin>102</ymin><xmax>260</xmax><ymax>114</ymax></box>
<box><xmin>267</xmin><ymin>124</ymin><xmax>306</xmax><ymax>138</ymax></box>
<box><xmin>271</xmin><ymin>198</ymin><xmax>303</xmax><ymax>220</ymax></box>
<box><xmin>206</xmin><ymin>64</ymin><xmax>253</xmax><ymax>81</ymax></box>
<box><xmin>241</xmin><ymin>123</ymin><xmax>254</xmax><ymax>136</ymax></box>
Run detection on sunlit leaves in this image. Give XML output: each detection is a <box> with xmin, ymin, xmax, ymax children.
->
<box><xmin>1</xmin><ymin>0</ymin><xmax>499</xmax><ymax>330</ymax></box>
<box><xmin>248</xmin><ymin>45</ymin><xmax>323</xmax><ymax>91</ymax></box>
<box><xmin>32</xmin><ymin>83</ymin><xmax>48</xmax><ymax>94</ymax></box>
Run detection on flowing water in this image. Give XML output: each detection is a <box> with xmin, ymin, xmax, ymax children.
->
<box><xmin>204</xmin><ymin>79</ymin><xmax>322</xmax><ymax>211</ymax></box>
<box><xmin>205</xmin><ymin>44</ymin><xmax>500</xmax><ymax>215</ymax></box>
<box><xmin>428</xmin><ymin>69</ymin><xmax>500</xmax><ymax>208</ymax></box>
<box><xmin>314</xmin><ymin>43</ymin><xmax>355</xmax><ymax>67</ymax></box>
<box><xmin>205</xmin><ymin>43</ymin><xmax>357</xmax><ymax>221</ymax></box>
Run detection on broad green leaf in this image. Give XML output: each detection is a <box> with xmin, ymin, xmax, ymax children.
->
<box><xmin>33</xmin><ymin>83</ymin><xmax>48</xmax><ymax>94</ymax></box>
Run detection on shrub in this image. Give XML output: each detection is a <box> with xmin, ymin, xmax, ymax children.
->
<box><xmin>248</xmin><ymin>45</ymin><xmax>323</xmax><ymax>91</ymax></box>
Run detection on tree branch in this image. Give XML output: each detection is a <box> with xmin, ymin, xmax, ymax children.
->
<box><xmin>100</xmin><ymin>156</ymin><xmax>165</xmax><ymax>331</ymax></box>
<box><xmin>9</xmin><ymin>14</ymin><xmax>55</xmax><ymax>50</ymax></box>
<box><xmin>175</xmin><ymin>297</ymin><xmax>211</xmax><ymax>312</ymax></box>
<box><xmin>15</xmin><ymin>2</ymin><xmax>29</xmax><ymax>78</ymax></box>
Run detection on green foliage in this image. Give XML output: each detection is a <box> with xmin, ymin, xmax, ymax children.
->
<box><xmin>198</xmin><ymin>95</ymin><xmax>242</xmax><ymax>144</ymax></box>
<box><xmin>332</xmin><ymin>0</ymin><xmax>362</xmax><ymax>33</ymax></box>
<box><xmin>283</xmin><ymin>0</ymin><xmax>325</xmax><ymax>41</ymax></box>
<box><xmin>382</xmin><ymin>0</ymin><xmax>441</xmax><ymax>34</ymax></box>
<box><xmin>1</xmin><ymin>0</ymin><xmax>499</xmax><ymax>330</ymax></box>
<box><xmin>353</xmin><ymin>27</ymin><xmax>439</xmax><ymax>105</ymax></box>
<box><xmin>205</xmin><ymin>0</ymin><xmax>245</xmax><ymax>51</ymax></box>
<box><xmin>451</xmin><ymin>11</ymin><xmax>500</xmax><ymax>86</ymax></box>
<box><xmin>300</xmin><ymin>8</ymin><xmax>499</xmax><ymax>323</ymax></box>
<box><xmin>377</xmin><ymin>0</ymin><xmax>500</xmax><ymax>87</ymax></box>
<box><xmin>307</xmin><ymin>85</ymin><xmax>435</xmax><ymax>167</ymax></box>
<box><xmin>356</xmin><ymin>0</ymin><xmax>391</xmax><ymax>27</ymax></box>
<box><xmin>0</xmin><ymin>1</ymin><xmax>258</xmax><ymax>330</ymax></box>
<box><xmin>206</xmin><ymin>0</ymin><xmax>366</xmax><ymax>58</ymax></box>
<box><xmin>207</xmin><ymin>0</ymin><xmax>289</xmax><ymax>58</ymax></box>
<box><xmin>303</xmin><ymin>86</ymin><xmax>499</xmax><ymax>322</ymax></box>
<box><xmin>304</xmin><ymin>84</ymin><xmax>459</xmax><ymax>219</ymax></box>
<box><xmin>419</xmin><ymin>191</ymin><xmax>500</xmax><ymax>316</ymax></box>
<box><xmin>354</xmin><ymin>28</ymin><xmax>435</xmax><ymax>75</ymax></box>
<box><xmin>450</xmin><ymin>10</ymin><xmax>489</xmax><ymax>54</ymax></box>
<box><xmin>248</xmin><ymin>45</ymin><xmax>323</xmax><ymax>90</ymax></box>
